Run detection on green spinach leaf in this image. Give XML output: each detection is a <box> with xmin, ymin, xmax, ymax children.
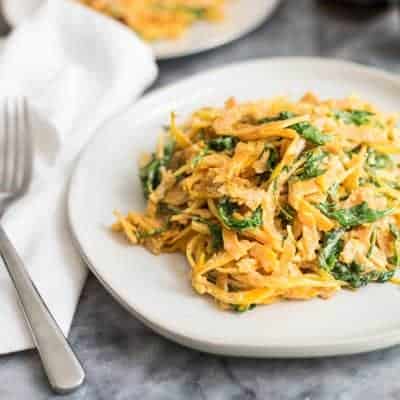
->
<box><xmin>193</xmin><ymin>217</ymin><xmax>223</xmax><ymax>251</ymax></box>
<box><xmin>319</xmin><ymin>229</ymin><xmax>345</xmax><ymax>271</ymax></box>
<box><xmin>256</xmin><ymin>111</ymin><xmax>296</xmax><ymax>125</ymax></box>
<box><xmin>207</xmin><ymin>136</ymin><xmax>238</xmax><ymax>152</ymax></box>
<box><xmin>317</xmin><ymin>201</ymin><xmax>393</xmax><ymax>229</ymax></box>
<box><xmin>289</xmin><ymin>122</ymin><xmax>331</xmax><ymax>145</ymax></box>
<box><xmin>367</xmin><ymin>227</ymin><xmax>377</xmax><ymax>258</ymax></box>
<box><xmin>389</xmin><ymin>223</ymin><xmax>400</xmax><ymax>267</ymax></box>
<box><xmin>279</xmin><ymin>203</ymin><xmax>297</xmax><ymax>226</ymax></box>
<box><xmin>191</xmin><ymin>147</ymin><xmax>210</xmax><ymax>167</ymax></box>
<box><xmin>178</xmin><ymin>6</ymin><xmax>206</xmax><ymax>18</ymax></box>
<box><xmin>319</xmin><ymin>229</ymin><xmax>395</xmax><ymax>288</ymax></box>
<box><xmin>331</xmin><ymin>262</ymin><xmax>394</xmax><ymax>288</ymax></box>
<box><xmin>231</xmin><ymin>304</ymin><xmax>256</xmax><ymax>313</ymax></box>
<box><xmin>327</xmin><ymin>182</ymin><xmax>339</xmax><ymax>200</ymax></box>
<box><xmin>334</xmin><ymin>109</ymin><xmax>374</xmax><ymax>126</ymax></box>
<box><xmin>366</xmin><ymin>148</ymin><xmax>393</xmax><ymax>170</ymax></box>
<box><xmin>136</xmin><ymin>227</ymin><xmax>166</xmax><ymax>240</ymax></box>
<box><xmin>140</xmin><ymin>158</ymin><xmax>161</xmax><ymax>199</ymax></box>
<box><xmin>217</xmin><ymin>198</ymin><xmax>263</xmax><ymax>231</ymax></box>
<box><xmin>140</xmin><ymin>141</ymin><xmax>175</xmax><ymax>198</ymax></box>
<box><xmin>265</xmin><ymin>146</ymin><xmax>279</xmax><ymax>172</ymax></box>
<box><xmin>163</xmin><ymin>140</ymin><xmax>175</xmax><ymax>165</ymax></box>
<box><xmin>297</xmin><ymin>150</ymin><xmax>328</xmax><ymax>180</ymax></box>
<box><xmin>157</xmin><ymin>203</ymin><xmax>182</xmax><ymax>216</ymax></box>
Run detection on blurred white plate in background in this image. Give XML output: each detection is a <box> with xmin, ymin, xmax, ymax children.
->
<box><xmin>2</xmin><ymin>0</ymin><xmax>281</xmax><ymax>59</ymax></box>
<box><xmin>152</xmin><ymin>0</ymin><xmax>281</xmax><ymax>59</ymax></box>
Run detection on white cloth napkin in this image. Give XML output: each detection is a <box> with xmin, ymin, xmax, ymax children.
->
<box><xmin>2</xmin><ymin>0</ymin><xmax>44</xmax><ymax>27</ymax></box>
<box><xmin>0</xmin><ymin>0</ymin><xmax>157</xmax><ymax>354</ymax></box>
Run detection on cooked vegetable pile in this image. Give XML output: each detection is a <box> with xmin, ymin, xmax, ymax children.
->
<box><xmin>80</xmin><ymin>0</ymin><xmax>225</xmax><ymax>41</ymax></box>
<box><xmin>113</xmin><ymin>93</ymin><xmax>400</xmax><ymax>311</ymax></box>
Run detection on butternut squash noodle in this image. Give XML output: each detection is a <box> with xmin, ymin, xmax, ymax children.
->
<box><xmin>113</xmin><ymin>93</ymin><xmax>400</xmax><ymax>312</ymax></box>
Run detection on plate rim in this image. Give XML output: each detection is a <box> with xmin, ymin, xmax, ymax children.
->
<box><xmin>68</xmin><ymin>57</ymin><xmax>400</xmax><ymax>357</ymax></box>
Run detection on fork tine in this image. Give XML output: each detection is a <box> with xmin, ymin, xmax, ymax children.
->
<box><xmin>0</xmin><ymin>98</ymin><xmax>32</xmax><ymax>196</ymax></box>
<box><xmin>12</xmin><ymin>99</ymin><xmax>20</xmax><ymax>190</ymax></box>
<box><xmin>2</xmin><ymin>100</ymin><xmax>10</xmax><ymax>191</ymax></box>
<box><xmin>20</xmin><ymin>98</ymin><xmax>32</xmax><ymax>192</ymax></box>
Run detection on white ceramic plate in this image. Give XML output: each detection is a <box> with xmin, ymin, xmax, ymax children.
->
<box><xmin>69</xmin><ymin>58</ymin><xmax>400</xmax><ymax>357</ymax></box>
<box><xmin>152</xmin><ymin>0</ymin><xmax>281</xmax><ymax>59</ymax></box>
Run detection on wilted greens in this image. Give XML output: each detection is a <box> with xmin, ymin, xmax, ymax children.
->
<box><xmin>279</xmin><ymin>203</ymin><xmax>297</xmax><ymax>226</ymax></box>
<box><xmin>366</xmin><ymin>148</ymin><xmax>393</xmax><ymax>170</ymax></box>
<box><xmin>217</xmin><ymin>198</ymin><xmax>262</xmax><ymax>231</ymax></box>
<box><xmin>193</xmin><ymin>217</ymin><xmax>223</xmax><ymax>251</ymax></box>
<box><xmin>231</xmin><ymin>304</ymin><xmax>256</xmax><ymax>313</ymax></box>
<box><xmin>317</xmin><ymin>201</ymin><xmax>393</xmax><ymax>229</ymax></box>
<box><xmin>289</xmin><ymin>122</ymin><xmax>331</xmax><ymax>145</ymax></box>
<box><xmin>334</xmin><ymin>109</ymin><xmax>374</xmax><ymax>126</ymax></box>
<box><xmin>140</xmin><ymin>140</ymin><xmax>175</xmax><ymax>198</ymax></box>
<box><xmin>207</xmin><ymin>136</ymin><xmax>238</xmax><ymax>152</ymax></box>
<box><xmin>265</xmin><ymin>146</ymin><xmax>279</xmax><ymax>174</ymax></box>
<box><xmin>389</xmin><ymin>223</ymin><xmax>400</xmax><ymax>267</ymax></box>
<box><xmin>319</xmin><ymin>229</ymin><xmax>394</xmax><ymax>288</ymax></box>
<box><xmin>330</xmin><ymin>262</ymin><xmax>394</xmax><ymax>288</ymax></box>
<box><xmin>297</xmin><ymin>149</ymin><xmax>328</xmax><ymax>180</ymax></box>
<box><xmin>319</xmin><ymin>229</ymin><xmax>345</xmax><ymax>271</ymax></box>
<box><xmin>256</xmin><ymin>111</ymin><xmax>296</xmax><ymax>124</ymax></box>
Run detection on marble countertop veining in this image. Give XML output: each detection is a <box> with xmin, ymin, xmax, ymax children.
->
<box><xmin>2</xmin><ymin>1</ymin><xmax>400</xmax><ymax>399</ymax></box>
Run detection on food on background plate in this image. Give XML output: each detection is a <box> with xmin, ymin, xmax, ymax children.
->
<box><xmin>79</xmin><ymin>0</ymin><xmax>225</xmax><ymax>41</ymax></box>
<box><xmin>112</xmin><ymin>93</ymin><xmax>400</xmax><ymax>311</ymax></box>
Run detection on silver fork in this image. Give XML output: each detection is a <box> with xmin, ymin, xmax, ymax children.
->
<box><xmin>0</xmin><ymin>99</ymin><xmax>85</xmax><ymax>394</ymax></box>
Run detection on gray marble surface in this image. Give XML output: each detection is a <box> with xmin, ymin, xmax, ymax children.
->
<box><xmin>2</xmin><ymin>1</ymin><xmax>400</xmax><ymax>399</ymax></box>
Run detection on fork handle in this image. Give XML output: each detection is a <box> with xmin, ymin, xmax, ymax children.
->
<box><xmin>0</xmin><ymin>225</ymin><xmax>85</xmax><ymax>394</ymax></box>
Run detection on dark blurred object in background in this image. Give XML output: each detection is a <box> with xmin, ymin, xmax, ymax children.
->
<box><xmin>333</xmin><ymin>0</ymin><xmax>390</xmax><ymax>5</ymax></box>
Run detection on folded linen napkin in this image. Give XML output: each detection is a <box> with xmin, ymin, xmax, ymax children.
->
<box><xmin>0</xmin><ymin>0</ymin><xmax>157</xmax><ymax>354</ymax></box>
